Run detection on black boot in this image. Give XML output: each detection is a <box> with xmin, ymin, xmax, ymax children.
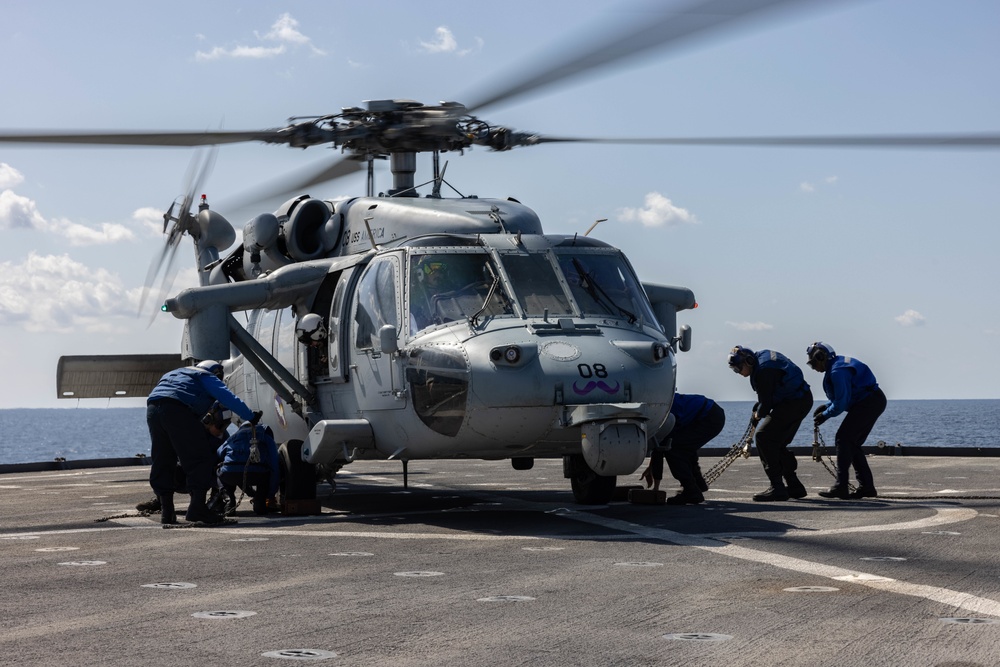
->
<box><xmin>785</xmin><ymin>474</ymin><xmax>807</xmax><ymax>499</ymax></box>
<box><xmin>666</xmin><ymin>486</ymin><xmax>705</xmax><ymax>506</ymax></box>
<box><xmin>753</xmin><ymin>483</ymin><xmax>789</xmax><ymax>502</ymax></box>
<box><xmin>849</xmin><ymin>486</ymin><xmax>878</xmax><ymax>499</ymax></box>
<box><xmin>819</xmin><ymin>484</ymin><xmax>851</xmax><ymax>499</ymax></box>
<box><xmin>158</xmin><ymin>494</ymin><xmax>177</xmax><ymax>525</ymax></box>
<box><xmin>694</xmin><ymin>475</ymin><xmax>709</xmax><ymax>493</ymax></box>
<box><xmin>185</xmin><ymin>490</ymin><xmax>224</xmax><ymax>524</ymax></box>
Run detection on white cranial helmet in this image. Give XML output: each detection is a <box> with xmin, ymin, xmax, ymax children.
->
<box><xmin>296</xmin><ymin>313</ymin><xmax>327</xmax><ymax>342</ymax></box>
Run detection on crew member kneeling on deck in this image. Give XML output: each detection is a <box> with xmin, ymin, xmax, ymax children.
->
<box><xmin>146</xmin><ymin>360</ymin><xmax>261</xmax><ymax>525</ymax></box>
<box><xmin>806</xmin><ymin>342</ymin><xmax>887</xmax><ymax>500</ymax></box>
<box><xmin>214</xmin><ymin>422</ymin><xmax>280</xmax><ymax>516</ymax></box>
<box><xmin>729</xmin><ymin>346</ymin><xmax>812</xmax><ymax>502</ymax></box>
<box><xmin>640</xmin><ymin>394</ymin><xmax>725</xmax><ymax>505</ymax></box>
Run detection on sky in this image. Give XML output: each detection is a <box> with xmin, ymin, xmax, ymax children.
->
<box><xmin>1</xmin><ymin>0</ymin><xmax>998</xmax><ymax>408</ymax></box>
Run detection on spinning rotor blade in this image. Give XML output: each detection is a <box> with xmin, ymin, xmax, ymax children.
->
<box><xmin>465</xmin><ymin>0</ymin><xmax>839</xmax><ymax>113</ymax></box>
<box><xmin>219</xmin><ymin>155</ymin><xmax>366</xmax><ymax>212</ymax></box>
<box><xmin>0</xmin><ymin>129</ymin><xmax>286</xmax><ymax>148</ymax></box>
<box><xmin>525</xmin><ymin>132</ymin><xmax>1000</xmax><ymax>149</ymax></box>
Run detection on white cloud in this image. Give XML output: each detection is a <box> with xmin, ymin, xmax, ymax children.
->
<box><xmin>418</xmin><ymin>27</ymin><xmax>483</xmax><ymax>56</ymax></box>
<box><xmin>895</xmin><ymin>309</ymin><xmax>926</xmax><ymax>327</ymax></box>
<box><xmin>725</xmin><ymin>321</ymin><xmax>774</xmax><ymax>331</ymax></box>
<box><xmin>799</xmin><ymin>182</ymin><xmax>815</xmax><ymax>193</ymax></box>
<box><xmin>196</xmin><ymin>13</ymin><xmax>324</xmax><ymax>61</ymax></box>
<box><xmin>1</xmin><ymin>183</ymin><xmax>137</xmax><ymax>244</ymax></box>
<box><xmin>617</xmin><ymin>192</ymin><xmax>698</xmax><ymax>228</ymax></box>
<box><xmin>0</xmin><ymin>253</ymin><xmax>140</xmax><ymax>333</ymax></box>
<box><xmin>0</xmin><ymin>163</ymin><xmax>25</xmax><ymax>189</ymax></box>
<box><xmin>800</xmin><ymin>175</ymin><xmax>838</xmax><ymax>193</ymax></box>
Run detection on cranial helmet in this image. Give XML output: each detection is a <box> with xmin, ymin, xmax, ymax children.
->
<box><xmin>196</xmin><ymin>359</ymin><xmax>224</xmax><ymax>379</ymax></box>
<box><xmin>727</xmin><ymin>345</ymin><xmax>755</xmax><ymax>372</ymax></box>
<box><xmin>296</xmin><ymin>313</ymin><xmax>327</xmax><ymax>342</ymax></box>
<box><xmin>806</xmin><ymin>341</ymin><xmax>836</xmax><ymax>369</ymax></box>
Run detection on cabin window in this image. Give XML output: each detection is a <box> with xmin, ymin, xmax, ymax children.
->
<box><xmin>556</xmin><ymin>251</ymin><xmax>657</xmax><ymax>325</ymax></box>
<box><xmin>353</xmin><ymin>257</ymin><xmax>399</xmax><ymax>350</ymax></box>
<box><xmin>275</xmin><ymin>307</ymin><xmax>297</xmax><ymax>372</ymax></box>
<box><xmin>499</xmin><ymin>252</ymin><xmax>573</xmax><ymax>317</ymax></box>
<box><xmin>408</xmin><ymin>251</ymin><xmax>513</xmax><ymax>332</ymax></box>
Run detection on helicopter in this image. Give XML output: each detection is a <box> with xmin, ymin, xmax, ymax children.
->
<box><xmin>4</xmin><ymin>0</ymin><xmax>998</xmax><ymax>505</ymax></box>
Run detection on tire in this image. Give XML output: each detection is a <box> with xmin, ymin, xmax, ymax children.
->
<box><xmin>278</xmin><ymin>439</ymin><xmax>317</xmax><ymax>503</ymax></box>
<box><xmin>566</xmin><ymin>454</ymin><xmax>616</xmax><ymax>504</ymax></box>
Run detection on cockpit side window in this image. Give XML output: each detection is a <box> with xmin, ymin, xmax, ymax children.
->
<box><xmin>500</xmin><ymin>252</ymin><xmax>573</xmax><ymax>317</ymax></box>
<box><xmin>353</xmin><ymin>258</ymin><xmax>399</xmax><ymax>350</ymax></box>
<box><xmin>408</xmin><ymin>251</ymin><xmax>513</xmax><ymax>333</ymax></box>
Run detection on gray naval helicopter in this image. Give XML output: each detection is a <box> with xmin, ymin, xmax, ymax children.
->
<box><xmin>6</xmin><ymin>0</ymin><xmax>998</xmax><ymax>505</ymax></box>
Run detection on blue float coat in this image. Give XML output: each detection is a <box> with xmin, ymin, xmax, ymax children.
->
<box><xmin>749</xmin><ymin>350</ymin><xmax>810</xmax><ymax>417</ymax></box>
<box><xmin>147</xmin><ymin>367</ymin><xmax>254</xmax><ymax>421</ymax></box>
<box><xmin>671</xmin><ymin>394</ymin><xmax>716</xmax><ymax>428</ymax></box>
<box><xmin>217</xmin><ymin>423</ymin><xmax>280</xmax><ymax>497</ymax></box>
<box><xmin>819</xmin><ymin>355</ymin><xmax>880</xmax><ymax>419</ymax></box>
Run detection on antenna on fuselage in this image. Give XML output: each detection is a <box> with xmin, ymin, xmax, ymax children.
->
<box><xmin>584</xmin><ymin>218</ymin><xmax>608</xmax><ymax>236</ymax></box>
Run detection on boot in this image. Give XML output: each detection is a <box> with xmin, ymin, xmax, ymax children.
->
<box><xmin>136</xmin><ymin>496</ymin><xmax>161</xmax><ymax>513</ymax></box>
<box><xmin>753</xmin><ymin>483</ymin><xmax>789</xmax><ymax>502</ymax></box>
<box><xmin>818</xmin><ymin>484</ymin><xmax>851</xmax><ymax>500</ymax></box>
<box><xmin>158</xmin><ymin>494</ymin><xmax>177</xmax><ymax>525</ymax></box>
<box><xmin>849</xmin><ymin>485</ymin><xmax>878</xmax><ymax>499</ymax></box>
<box><xmin>694</xmin><ymin>475</ymin><xmax>709</xmax><ymax>493</ymax></box>
<box><xmin>185</xmin><ymin>490</ymin><xmax>224</xmax><ymax>524</ymax></box>
<box><xmin>666</xmin><ymin>486</ymin><xmax>704</xmax><ymax>506</ymax></box>
<box><xmin>784</xmin><ymin>474</ymin><xmax>807</xmax><ymax>499</ymax></box>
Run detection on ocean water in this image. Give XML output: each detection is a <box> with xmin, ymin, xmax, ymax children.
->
<box><xmin>0</xmin><ymin>400</ymin><xmax>997</xmax><ymax>466</ymax></box>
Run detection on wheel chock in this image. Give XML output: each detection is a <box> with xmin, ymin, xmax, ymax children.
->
<box><xmin>613</xmin><ymin>485</ymin><xmax>643</xmax><ymax>501</ymax></box>
<box><xmin>628</xmin><ymin>488</ymin><xmax>666</xmax><ymax>505</ymax></box>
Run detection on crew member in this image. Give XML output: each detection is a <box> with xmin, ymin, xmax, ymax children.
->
<box><xmin>146</xmin><ymin>360</ymin><xmax>260</xmax><ymax>525</ymax></box>
<box><xmin>410</xmin><ymin>256</ymin><xmax>453</xmax><ymax>330</ymax></box>
<box><xmin>297</xmin><ymin>313</ymin><xmax>329</xmax><ymax>375</ymax></box>
<box><xmin>728</xmin><ymin>346</ymin><xmax>812</xmax><ymax>502</ymax></box>
<box><xmin>806</xmin><ymin>342</ymin><xmax>887</xmax><ymax>499</ymax></box>
<box><xmin>640</xmin><ymin>393</ymin><xmax>725</xmax><ymax>505</ymax></box>
<box><xmin>213</xmin><ymin>422</ymin><xmax>280</xmax><ymax>516</ymax></box>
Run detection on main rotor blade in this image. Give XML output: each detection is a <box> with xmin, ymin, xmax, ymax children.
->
<box><xmin>0</xmin><ymin>129</ymin><xmax>285</xmax><ymax>148</ymax></box>
<box><xmin>218</xmin><ymin>155</ymin><xmax>366</xmax><ymax>213</ymax></box>
<box><xmin>465</xmin><ymin>0</ymin><xmax>846</xmax><ymax>114</ymax></box>
<box><xmin>528</xmin><ymin>132</ymin><xmax>1000</xmax><ymax>149</ymax></box>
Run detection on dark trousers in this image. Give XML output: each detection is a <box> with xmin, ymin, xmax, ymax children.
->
<box><xmin>835</xmin><ymin>388</ymin><xmax>887</xmax><ymax>487</ymax></box>
<box><xmin>756</xmin><ymin>392</ymin><xmax>812</xmax><ymax>484</ymax></box>
<box><xmin>147</xmin><ymin>399</ymin><xmax>216</xmax><ymax>495</ymax></box>
<box><xmin>218</xmin><ymin>470</ymin><xmax>272</xmax><ymax>501</ymax></box>
<box><xmin>652</xmin><ymin>404</ymin><xmax>726</xmax><ymax>488</ymax></box>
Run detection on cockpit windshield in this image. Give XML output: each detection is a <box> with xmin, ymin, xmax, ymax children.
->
<box><xmin>555</xmin><ymin>251</ymin><xmax>657</xmax><ymax>326</ymax></box>
<box><xmin>408</xmin><ymin>252</ymin><xmax>514</xmax><ymax>333</ymax></box>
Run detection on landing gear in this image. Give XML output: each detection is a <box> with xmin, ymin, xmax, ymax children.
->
<box><xmin>564</xmin><ymin>454</ymin><xmax>617</xmax><ymax>504</ymax></box>
<box><xmin>278</xmin><ymin>439</ymin><xmax>317</xmax><ymax>505</ymax></box>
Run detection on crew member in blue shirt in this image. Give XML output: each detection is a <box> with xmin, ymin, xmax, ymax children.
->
<box><xmin>806</xmin><ymin>342</ymin><xmax>887</xmax><ymax>499</ymax></box>
<box><xmin>641</xmin><ymin>393</ymin><xmax>726</xmax><ymax>505</ymax></box>
<box><xmin>213</xmin><ymin>422</ymin><xmax>281</xmax><ymax>516</ymax></box>
<box><xmin>146</xmin><ymin>360</ymin><xmax>260</xmax><ymax>524</ymax></box>
<box><xmin>729</xmin><ymin>346</ymin><xmax>813</xmax><ymax>502</ymax></box>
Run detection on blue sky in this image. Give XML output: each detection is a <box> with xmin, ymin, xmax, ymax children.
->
<box><xmin>1</xmin><ymin>0</ymin><xmax>998</xmax><ymax>407</ymax></box>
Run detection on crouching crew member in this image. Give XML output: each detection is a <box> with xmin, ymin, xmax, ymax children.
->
<box><xmin>146</xmin><ymin>360</ymin><xmax>261</xmax><ymax>525</ymax></box>
<box><xmin>641</xmin><ymin>394</ymin><xmax>725</xmax><ymax>505</ymax></box>
<box><xmin>729</xmin><ymin>346</ymin><xmax>812</xmax><ymax>502</ymax></box>
<box><xmin>806</xmin><ymin>342</ymin><xmax>887</xmax><ymax>500</ymax></box>
<box><xmin>214</xmin><ymin>422</ymin><xmax>280</xmax><ymax>516</ymax></box>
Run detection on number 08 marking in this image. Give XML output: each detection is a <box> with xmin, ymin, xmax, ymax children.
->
<box><xmin>577</xmin><ymin>363</ymin><xmax>608</xmax><ymax>378</ymax></box>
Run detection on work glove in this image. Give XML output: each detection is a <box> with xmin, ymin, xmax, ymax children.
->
<box><xmin>813</xmin><ymin>405</ymin><xmax>826</xmax><ymax>418</ymax></box>
<box><xmin>250</xmin><ymin>410</ymin><xmax>263</xmax><ymax>426</ymax></box>
<box><xmin>814</xmin><ymin>411</ymin><xmax>829</xmax><ymax>426</ymax></box>
<box><xmin>750</xmin><ymin>412</ymin><xmax>760</xmax><ymax>427</ymax></box>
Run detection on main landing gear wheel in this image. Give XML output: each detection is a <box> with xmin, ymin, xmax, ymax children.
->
<box><xmin>566</xmin><ymin>454</ymin><xmax>617</xmax><ymax>504</ymax></box>
<box><xmin>278</xmin><ymin>439</ymin><xmax>317</xmax><ymax>506</ymax></box>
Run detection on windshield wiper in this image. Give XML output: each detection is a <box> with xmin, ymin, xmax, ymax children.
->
<box><xmin>571</xmin><ymin>258</ymin><xmax>637</xmax><ymax>324</ymax></box>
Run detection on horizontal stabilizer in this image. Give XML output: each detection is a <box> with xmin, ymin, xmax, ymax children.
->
<box><xmin>57</xmin><ymin>354</ymin><xmax>185</xmax><ymax>399</ymax></box>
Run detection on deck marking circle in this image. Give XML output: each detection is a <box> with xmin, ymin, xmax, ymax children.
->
<box><xmin>861</xmin><ymin>556</ymin><xmax>907</xmax><ymax>562</ymax></box>
<box><xmin>36</xmin><ymin>546</ymin><xmax>80</xmax><ymax>552</ymax></box>
<box><xmin>394</xmin><ymin>571</ymin><xmax>444</xmax><ymax>577</ymax></box>
<box><xmin>262</xmin><ymin>649</ymin><xmax>338</xmax><ymax>660</ymax></box>
<box><xmin>784</xmin><ymin>586</ymin><xmax>839</xmax><ymax>593</ymax></box>
<box><xmin>477</xmin><ymin>595</ymin><xmax>536</xmax><ymax>602</ymax></box>
<box><xmin>231</xmin><ymin>537</ymin><xmax>270</xmax><ymax>542</ymax></box>
<box><xmin>523</xmin><ymin>546</ymin><xmax>564</xmax><ymax>552</ymax></box>
<box><xmin>663</xmin><ymin>633</ymin><xmax>732</xmax><ymax>642</ymax></box>
<box><xmin>2</xmin><ymin>535</ymin><xmax>40</xmax><ymax>540</ymax></box>
<box><xmin>58</xmin><ymin>560</ymin><xmax>106</xmax><ymax>566</ymax></box>
<box><xmin>143</xmin><ymin>582</ymin><xmax>197</xmax><ymax>589</ymax></box>
<box><xmin>940</xmin><ymin>617</ymin><xmax>1000</xmax><ymax>625</ymax></box>
<box><xmin>922</xmin><ymin>531</ymin><xmax>961</xmax><ymax>536</ymax></box>
<box><xmin>193</xmin><ymin>610</ymin><xmax>257</xmax><ymax>619</ymax></box>
<box><xmin>329</xmin><ymin>552</ymin><xmax>374</xmax><ymax>557</ymax></box>
<box><xmin>615</xmin><ymin>561</ymin><xmax>664</xmax><ymax>567</ymax></box>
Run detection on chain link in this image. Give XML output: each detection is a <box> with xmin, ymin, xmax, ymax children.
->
<box><xmin>703</xmin><ymin>419</ymin><xmax>756</xmax><ymax>486</ymax></box>
<box><xmin>811</xmin><ymin>426</ymin><xmax>857</xmax><ymax>493</ymax></box>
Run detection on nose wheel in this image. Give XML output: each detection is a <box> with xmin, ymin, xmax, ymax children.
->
<box><xmin>565</xmin><ymin>454</ymin><xmax>617</xmax><ymax>504</ymax></box>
